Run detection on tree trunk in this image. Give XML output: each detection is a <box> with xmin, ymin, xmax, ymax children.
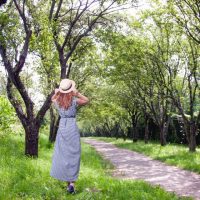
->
<box><xmin>49</xmin><ymin>106</ymin><xmax>60</xmax><ymax>142</ymax></box>
<box><xmin>49</xmin><ymin>106</ymin><xmax>56</xmax><ymax>142</ymax></box>
<box><xmin>144</xmin><ymin>117</ymin><xmax>149</xmax><ymax>144</ymax></box>
<box><xmin>131</xmin><ymin>114</ymin><xmax>139</xmax><ymax>142</ymax></box>
<box><xmin>24</xmin><ymin>122</ymin><xmax>39</xmax><ymax>157</ymax></box>
<box><xmin>188</xmin><ymin>121</ymin><xmax>196</xmax><ymax>152</ymax></box>
<box><xmin>123</xmin><ymin>134</ymin><xmax>126</xmax><ymax>141</ymax></box>
<box><xmin>160</xmin><ymin>125</ymin><xmax>167</xmax><ymax>146</ymax></box>
<box><xmin>114</xmin><ymin>123</ymin><xmax>120</xmax><ymax>139</ymax></box>
<box><xmin>160</xmin><ymin>116</ymin><xmax>171</xmax><ymax>146</ymax></box>
<box><xmin>6</xmin><ymin>77</ymin><xmax>53</xmax><ymax>157</ymax></box>
<box><xmin>132</xmin><ymin>125</ymin><xmax>139</xmax><ymax>142</ymax></box>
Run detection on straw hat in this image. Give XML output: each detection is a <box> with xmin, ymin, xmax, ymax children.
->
<box><xmin>58</xmin><ymin>79</ymin><xmax>76</xmax><ymax>93</ymax></box>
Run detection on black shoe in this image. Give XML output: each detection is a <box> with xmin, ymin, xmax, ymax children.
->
<box><xmin>67</xmin><ymin>184</ymin><xmax>76</xmax><ymax>194</ymax></box>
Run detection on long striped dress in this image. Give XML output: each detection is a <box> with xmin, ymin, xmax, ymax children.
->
<box><xmin>50</xmin><ymin>97</ymin><xmax>81</xmax><ymax>182</ymax></box>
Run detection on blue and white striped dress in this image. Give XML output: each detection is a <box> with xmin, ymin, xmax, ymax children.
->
<box><xmin>50</xmin><ymin>97</ymin><xmax>81</xmax><ymax>182</ymax></box>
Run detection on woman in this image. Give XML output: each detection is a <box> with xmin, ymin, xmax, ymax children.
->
<box><xmin>50</xmin><ymin>78</ymin><xmax>89</xmax><ymax>194</ymax></box>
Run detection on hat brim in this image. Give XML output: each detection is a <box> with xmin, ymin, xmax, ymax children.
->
<box><xmin>58</xmin><ymin>80</ymin><xmax>76</xmax><ymax>93</ymax></box>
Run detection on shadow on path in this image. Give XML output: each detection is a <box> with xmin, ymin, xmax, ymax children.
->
<box><xmin>82</xmin><ymin>138</ymin><xmax>200</xmax><ymax>200</ymax></box>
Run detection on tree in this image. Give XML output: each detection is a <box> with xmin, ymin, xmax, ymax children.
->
<box><xmin>0</xmin><ymin>2</ymin><xmax>53</xmax><ymax>157</ymax></box>
<box><xmin>48</xmin><ymin>0</ymin><xmax>137</xmax><ymax>78</ymax></box>
<box><xmin>142</xmin><ymin>2</ymin><xmax>200</xmax><ymax>151</ymax></box>
<box><xmin>98</xmin><ymin>29</ymin><xmax>172</xmax><ymax>145</ymax></box>
<box><xmin>168</xmin><ymin>0</ymin><xmax>200</xmax><ymax>44</ymax></box>
<box><xmin>46</xmin><ymin>0</ymin><xmax>137</xmax><ymax>142</ymax></box>
<box><xmin>163</xmin><ymin>37</ymin><xmax>200</xmax><ymax>151</ymax></box>
<box><xmin>0</xmin><ymin>0</ymin><xmax>136</xmax><ymax>156</ymax></box>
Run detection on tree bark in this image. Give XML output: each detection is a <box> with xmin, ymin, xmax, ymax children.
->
<box><xmin>6</xmin><ymin>78</ymin><xmax>39</xmax><ymax>156</ymax></box>
<box><xmin>114</xmin><ymin>123</ymin><xmax>120</xmax><ymax>139</ymax></box>
<box><xmin>49</xmin><ymin>106</ymin><xmax>57</xmax><ymax>142</ymax></box>
<box><xmin>188</xmin><ymin>121</ymin><xmax>197</xmax><ymax>152</ymax></box>
<box><xmin>49</xmin><ymin>110</ymin><xmax>60</xmax><ymax>143</ymax></box>
<box><xmin>24</xmin><ymin>122</ymin><xmax>39</xmax><ymax>157</ymax></box>
<box><xmin>144</xmin><ymin>116</ymin><xmax>149</xmax><ymax>144</ymax></box>
<box><xmin>131</xmin><ymin>113</ymin><xmax>140</xmax><ymax>142</ymax></box>
<box><xmin>6</xmin><ymin>78</ymin><xmax>54</xmax><ymax>157</ymax></box>
<box><xmin>160</xmin><ymin>126</ymin><xmax>167</xmax><ymax>146</ymax></box>
<box><xmin>132</xmin><ymin>125</ymin><xmax>139</xmax><ymax>142</ymax></box>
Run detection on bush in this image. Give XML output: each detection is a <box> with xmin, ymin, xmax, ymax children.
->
<box><xmin>0</xmin><ymin>95</ymin><xmax>17</xmax><ymax>135</ymax></box>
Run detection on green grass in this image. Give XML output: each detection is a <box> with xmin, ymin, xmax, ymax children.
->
<box><xmin>91</xmin><ymin>137</ymin><xmax>200</xmax><ymax>174</ymax></box>
<box><xmin>0</xmin><ymin>133</ymin><xmax>192</xmax><ymax>200</ymax></box>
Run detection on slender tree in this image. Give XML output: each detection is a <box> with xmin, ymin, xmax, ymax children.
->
<box><xmin>0</xmin><ymin>1</ymin><xmax>54</xmax><ymax>157</ymax></box>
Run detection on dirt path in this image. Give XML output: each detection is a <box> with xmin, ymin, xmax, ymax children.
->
<box><xmin>82</xmin><ymin>138</ymin><xmax>200</xmax><ymax>200</ymax></box>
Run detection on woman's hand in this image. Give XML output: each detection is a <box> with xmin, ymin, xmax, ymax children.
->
<box><xmin>76</xmin><ymin>92</ymin><xmax>89</xmax><ymax>105</ymax></box>
<box><xmin>54</xmin><ymin>88</ymin><xmax>59</xmax><ymax>94</ymax></box>
<box><xmin>72</xmin><ymin>89</ymin><xmax>78</xmax><ymax>96</ymax></box>
<box><xmin>51</xmin><ymin>88</ymin><xmax>59</xmax><ymax>102</ymax></box>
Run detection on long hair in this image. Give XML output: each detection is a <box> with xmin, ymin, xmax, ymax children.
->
<box><xmin>52</xmin><ymin>91</ymin><xmax>74</xmax><ymax>109</ymax></box>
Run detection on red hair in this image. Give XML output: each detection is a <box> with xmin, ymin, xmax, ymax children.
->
<box><xmin>52</xmin><ymin>91</ymin><xmax>74</xmax><ymax>109</ymax></box>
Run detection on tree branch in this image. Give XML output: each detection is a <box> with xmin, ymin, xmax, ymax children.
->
<box><xmin>6</xmin><ymin>77</ymin><xmax>27</xmax><ymax>126</ymax></box>
<box><xmin>13</xmin><ymin>0</ymin><xmax>29</xmax><ymax>34</ymax></box>
<box><xmin>49</xmin><ymin>0</ymin><xmax>56</xmax><ymax>20</ymax></box>
<box><xmin>14</xmin><ymin>30</ymin><xmax>32</xmax><ymax>74</ymax></box>
<box><xmin>36</xmin><ymin>90</ymin><xmax>56</xmax><ymax>127</ymax></box>
<box><xmin>54</xmin><ymin>0</ymin><xmax>63</xmax><ymax>20</ymax></box>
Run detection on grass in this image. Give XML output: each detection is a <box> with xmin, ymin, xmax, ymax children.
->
<box><xmin>91</xmin><ymin>137</ymin><xmax>200</xmax><ymax>174</ymax></box>
<box><xmin>0</xmin><ymin>133</ymin><xmax>192</xmax><ymax>200</ymax></box>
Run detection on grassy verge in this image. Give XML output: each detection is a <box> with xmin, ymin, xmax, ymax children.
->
<box><xmin>91</xmin><ymin>137</ymin><xmax>200</xmax><ymax>174</ymax></box>
<box><xmin>0</xmin><ymin>133</ymin><xmax>192</xmax><ymax>200</ymax></box>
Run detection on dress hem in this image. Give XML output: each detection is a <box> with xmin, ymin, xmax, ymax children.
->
<box><xmin>50</xmin><ymin>174</ymin><xmax>78</xmax><ymax>182</ymax></box>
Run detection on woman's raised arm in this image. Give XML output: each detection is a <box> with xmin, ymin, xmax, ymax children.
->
<box><xmin>51</xmin><ymin>89</ymin><xmax>59</xmax><ymax>102</ymax></box>
<box><xmin>75</xmin><ymin>92</ymin><xmax>89</xmax><ymax>106</ymax></box>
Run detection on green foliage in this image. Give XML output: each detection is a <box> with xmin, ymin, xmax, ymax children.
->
<box><xmin>81</xmin><ymin>1</ymin><xmax>200</xmax><ymax>145</ymax></box>
<box><xmin>167</xmin><ymin>0</ymin><xmax>200</xmax><ymax>44</ymax></box>
<box><xmin>77</xmin><ymin>75</ymin><xmax>129</xmax><ymax>135</ymax></box>
<box><xmin>0</xmin><ymin>0</ymin><xmax>199</xmax><ymax>154</ymax></box>
<box><xmin>28</xmin><ymin>4</ymin><xmax>60</xmax><ymax>95</ymax></box>
<box><xmin>0</xmin><ymin>7</ymin><xmax>22</xmax><ymax>59</ymax></box>
<box><xmin>0</xmin><ymin>95</ymin><xmax>16</xmax><ymax>134</ymax></box>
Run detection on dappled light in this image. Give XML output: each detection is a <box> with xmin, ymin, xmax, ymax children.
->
<box><xmin>83</xmin><ymin>138</ymin><xmax>200</xmax><ymax>199</ymax></box>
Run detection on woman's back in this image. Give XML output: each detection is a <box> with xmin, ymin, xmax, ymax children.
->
<box><xmin>54</xmin><ymin>97</ymin><xmax>77</xmax><ymax>118</ymax></box>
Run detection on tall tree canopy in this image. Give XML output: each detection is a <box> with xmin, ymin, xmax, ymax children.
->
<box><xmin>0</xmin><ymin>0</ymin><xmax>136</xmax><ymax>156</ymax></box>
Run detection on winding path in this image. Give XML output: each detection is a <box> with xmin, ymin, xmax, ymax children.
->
<box><xmin>82</xmin><ymin>138</ymin><xmax>200</xmax><ymax>200</ymax></box>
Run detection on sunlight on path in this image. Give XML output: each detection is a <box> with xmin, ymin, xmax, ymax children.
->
<box><xmin>83</xmin><ymin>138</ymin><xmax>200</xmax><ymax>200</ymax></box>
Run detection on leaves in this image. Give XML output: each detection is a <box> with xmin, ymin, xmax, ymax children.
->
<box><xmin>0</xmin><ymin>95</ymin><xmax>17</xmax><ymax>133</ymax></box>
